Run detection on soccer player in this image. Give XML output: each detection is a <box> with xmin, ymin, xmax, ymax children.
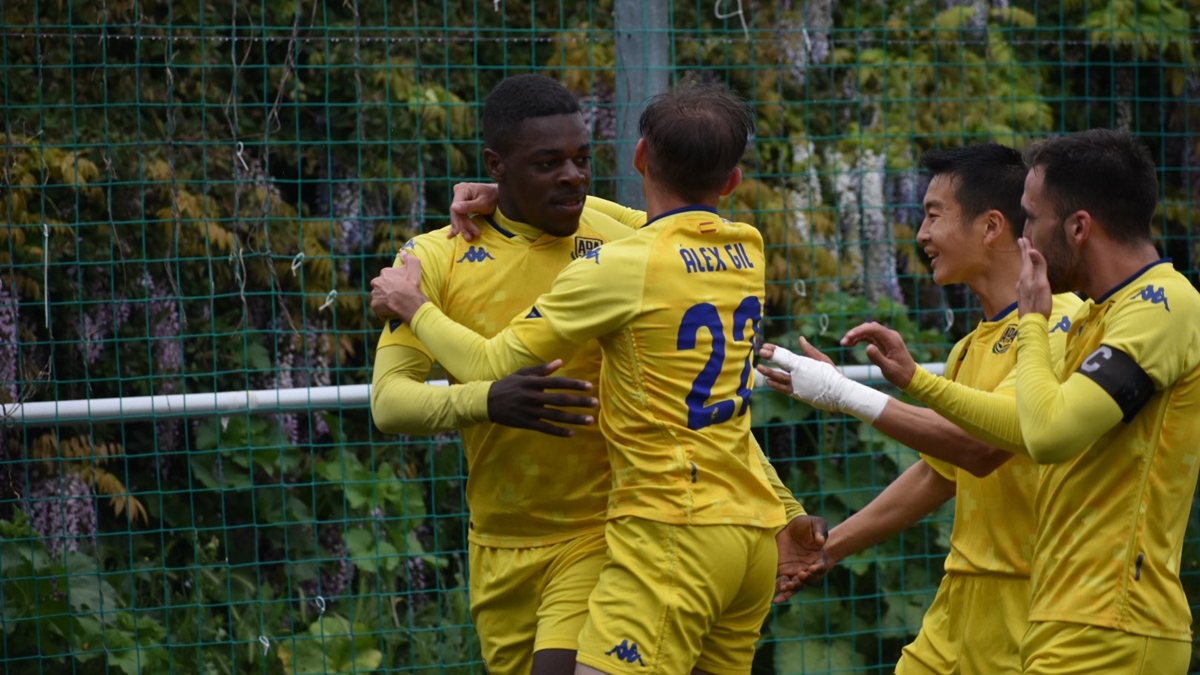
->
<box><xmin>369</xmin><ymin>76</ymin><xmax>816</xmax><ymax>675</ymax></box>
<box><xmin>1012</xmin><ymin>130</ymin><xmax>1200</xmax><ymax>674</ymax></box>
<box><xmin>758</xmin><ymin>143</ymin><xmax>1082</xmax><ymax>675</ymax></box>
<box><xmin>838</xmin><ymin>130</ymin><xmax>1200</xmax><ymax>674</ymax></box>
<box><xmin>372</xmin><ymin>83</ymin><xmax>826</xmax><ymax>675</ymax></box>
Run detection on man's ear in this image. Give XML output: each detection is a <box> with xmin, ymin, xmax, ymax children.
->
<box><xmin>719</xmin><ymin>166</ymin><xmax>743</xmax><ymax>197</ymax></box>
<box><xmin>484</xmin><ymin>148</ymin><xmax>505</xmax><ymax>183</ymax></box>
<box><xmin>1069</xmin><ymin>210</ymin><xmax>1092</xmax><ymax>247</ymax></box>
<box><xmin>980</xmin><ymin>209</ymin><xmax>1008</xmax><ymax>246</ymax></box>
<box><xmin>633</xmin><ymin>138</ymin><xmax>648</xmax><ymax>177</ymax></box>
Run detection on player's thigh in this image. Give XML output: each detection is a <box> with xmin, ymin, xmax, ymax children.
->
<box><xmin>468</xmin><ymin>543</ymin><xmax>544</xmax><ymax>675</ymax></box>
<box><xmin>576</xmin><ymin>519</ymin><xmax>762</xmax><ymax>675</ymax></box>
<box><xmin>956</xmin><ymin>575</ymin><xmax>1028</xmax><ymax>675</ymax></box>
<box><xmin>894</xmin><ymin>574</ymin><xmax>958</xmax><ymax>675</ymax></box>
<box><xmin>694</xmin><ymin>526</ymin><xmax>777</xmax><ymax>675</ymax></box>
<box><xmin>1021</xmin><ymin>621</ymin><xmax>1191</xmax><ymax>675</ymax></box>
<box><xmin>535</xmin><ymin>530</ymin><xmax>608</xmax><ymax>654</ymax></box>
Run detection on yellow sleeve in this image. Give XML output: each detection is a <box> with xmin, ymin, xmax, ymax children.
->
<box><xmin>921</xmin><ymin>455</ymin><xmax>958</xmax><ymax>482</ymax></box>
<box><xmin>370</xmin><ymin>344</ymin><xmax>492</xmax><ymax>434</ymax></box>
<box><xmin>378</xmin><ymin>233</ymin><xmax>452</xmax><ymax>353</ymax></box>
<box><xmin>409</xmin><ymin>250</ymin><xmax>641</xmax><ymax>382</ymax></box>
<box><xmin>906</xmin><ymin>364</ymin><xmax>1027</xmax><ymax>454</ymax></box>
<box><xmin>1015</xmin><ymin>315</ymin><xmax>1137</xmax><ymax>464</ymax></box>
<box><xmin>917</xmin><ymin>335</ymin><xmax>967</xmax><ymax>480</ymax></box>
<box><xmin>752</xmin><ymin>435</ymin><xmax>806</xmax><ymax>521</ymax></box>
<box><xmin>584</xmin><ymin>195</ymin><xmax>646</xmax><ymax>229</ymax></box>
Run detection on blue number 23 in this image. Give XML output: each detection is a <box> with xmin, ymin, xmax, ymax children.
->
<box><xmin>675</xmin><ymin>296</ymin><xmax>761</xmax><ymax>431</ymax></box>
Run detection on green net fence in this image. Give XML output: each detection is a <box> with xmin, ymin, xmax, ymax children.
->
<box><xmin>2</xmin><ymin>1</ymin><xmax>1199</xmax><ymax>673</ymax></box>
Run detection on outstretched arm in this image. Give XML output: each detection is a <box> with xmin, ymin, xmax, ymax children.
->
<box><xmin>759</xmin><ymin>338</ymin><xmax>1011</xmax><ymax>476</ymax></box>
<box><xmin>824</xmin><ymin>460</ymin><xmax>956</xmax><ymax>565</ymax></box>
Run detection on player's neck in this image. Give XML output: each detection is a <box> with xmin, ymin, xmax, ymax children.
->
<box><xmin>967</xmin><ymin>251</ymin><xmax>1020</xmax><ymax>321</ymax></box>
<box><xmin>642</xmin><ymin>180</ymin><xmax>718</xmax><ymax>223</ymax></box>
<box><xmin>1081</xmin><ymin>240</ymin><xmax>1162</xmax><ymax>301</ymax></box>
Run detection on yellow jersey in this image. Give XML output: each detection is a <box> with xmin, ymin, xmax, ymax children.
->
<box><xmin>1022</xmin><ymin>261</ymin><xmax>1200</xmax><ymax>641</ymax></box>
<box><xmin>921</xmin><ymin>294</ymin><xmax>1081</xmax><ymax>577</ymax></box>
<box><xmin>377</xmin><ymin>208</ymin><xmax>633</xmax><ymax>548</ymax></box>
<box><xmin>409</xmin><ymin>206</ymin><xmax>787</xmax><ymax>529</ymax></box>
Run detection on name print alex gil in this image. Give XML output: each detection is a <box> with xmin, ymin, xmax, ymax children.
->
<box><xmin>678</xmin><ymin>243</ymin><xmax>756</xmax><ymax>274</ymax></box>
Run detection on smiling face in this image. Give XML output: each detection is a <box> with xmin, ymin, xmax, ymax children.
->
<box><xmin>917</xmin><ymin>174</ymin><xmax>989</xmax><ymax>287</ymax></box>
<box><xmin>486</xmin><ymin>112</ymin><xmax>592</xmax><ymax>238</ymax></box>
<box><xmin>1022</xmin><ymin>166</ymin><xmax>1082</xmax><ymax>294</ymax></box>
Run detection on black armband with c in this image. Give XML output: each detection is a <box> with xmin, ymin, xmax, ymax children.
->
<box><xmin>1077</xmin><ymin>345</ymin><xmax>1155</xmax><ymax>423</ymax></box>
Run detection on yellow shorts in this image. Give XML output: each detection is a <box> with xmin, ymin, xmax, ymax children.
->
<box><xmin>575</xmin><ymin>517</ymin><xmax>777</xmax><ymax>675</ymax></box>
<box><xmin>896</xmin><ymin>573</ymin><xmax>1029</xmax><ymax>675</ymax></box>
<box><xmin>1021</xmin><ymin>620</ymin><xmax>1191</xmax><ymax>675</ymax></box>
<box><xmin>468</xmin><ymin>531</ymin><xmax>608</xmax><ymax>675</ymax></box>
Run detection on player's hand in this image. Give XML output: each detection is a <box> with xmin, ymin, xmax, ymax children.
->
<box><xmin>1017</xmin><ymin>237</ymin><xmax>1052</xmax><ymax>319</ymax></box>
<box><xmin>840</xmin><ymin>322</ymin><xmax>917</xmax><ymax>389</ymax></box>
<box><xmin>449</xmin><ymin>182</ymin><xmax>499</xmax><ymax>242</ymax></box>
<box><xmin>773</xmin><ymin>515</ymin><xmax>830</xmax><ymax>603</ymax></box>
<box><xmin>369</xmin><ymin>252</ymin><xmax>428</xmax><ymax>323</ymax></box>
<box><xmin>756</xmin><ymin>342</ymin><xmax>848</xmax><ymax>411</ymax></box>
<box><xmin>487</xmin><ymin>360</ymin><xmax>598</xmax><ymax>438</ymax></box>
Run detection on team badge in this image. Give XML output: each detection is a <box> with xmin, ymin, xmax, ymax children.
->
<box><xmin>573</xmin><ymin>237</ymin><xmax>603</xmax><ymax>260</ymax></box>
<box><xmin>992</xmin><ymin>324</ymin><xmax>1018</xmax><ymax>354</ymax></box>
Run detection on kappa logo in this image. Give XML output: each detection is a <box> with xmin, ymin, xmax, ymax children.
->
<box><xmin>573</xmin><ymin>236</ymin><xmax>603</xmax><ymax>260</ymax></box>
<box><xmin>1138</xmin><ymin>285</ymin><xmax>1170</xmax><ymax>312</ymax></box>
<box><xmin>606</xmin><ymin>640</ymin><xmax>646</xmax><ymax>666</ymax></box>
<box><xmin>992</xmin><ymin>324</ymin><xmax>1018</xmax><ymax>354</ymax></box>
<box><xmin>1050</xmin><ymin>315</ymin><xmax>1071</xmax><ymax>334</ymax></box>
<box><xmin>457</xmin><ymin>246</ymin><xmax>495</xmax><ymax>263</ymax></box>
<box><xmin>584</xmin><ymin>247</ymin><xmax>601</xmax><ymax>264</ymax></box>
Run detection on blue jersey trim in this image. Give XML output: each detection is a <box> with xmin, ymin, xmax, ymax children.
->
<box><xmin>643</xmin><ymin>205</ymin><xmax>719</xmax><ymax>229</ymax></box>
<box><xmin>483</xmin><ymin>215</ymin><xmax>516</xmax><ymax>239</ymax></box>
<box><xmin>987</xmin><ymin>301</ymin><xmax>1019</xmax><ymax>323</ymax></box>
<box><xmin>1095</xmin><ymin>258</ymin><xmax>1172</xmax><ymax>304</ymax></box>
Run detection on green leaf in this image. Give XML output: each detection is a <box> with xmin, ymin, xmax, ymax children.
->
<box><xmin>277</xmin><ymin>616</ymin><xmax>383</xmax><ymax>675</ymax></box>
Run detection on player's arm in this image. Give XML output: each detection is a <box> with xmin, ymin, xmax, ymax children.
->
<box><xmin>383</xmin><ymin>249</ymin><xmax>639</xmax><ymax>383</ymax></box>
<box><xmin>370</xmin><ymin>344</ymin><xmax>490</xmax><ymax>434</ymax></box>
<box><xmin>825</xmin><ymin>460</ymin><xmax>956</xmax><ymax>564</ymax></box>
<box><xmin>758</xmin><ymin>338</ymin><xmax>1012</xmax><ymax>476</ymax></box>
<box><xmin>1014</xmin><ymin>314</ymin><xmax>1145</xmax><ymax>464</ymax></box>
<box><xmin>582</xmin><ymin>195</ymin><xmax>646</xmax><ymax>229</ymax></box>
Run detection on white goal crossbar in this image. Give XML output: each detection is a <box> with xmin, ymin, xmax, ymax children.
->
<box><xmin>0</xmin><ymin>363</ymin><xmax>944</xmax><ymax>425</ymax></box>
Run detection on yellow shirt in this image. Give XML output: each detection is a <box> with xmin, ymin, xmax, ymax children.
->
<box><xmin>375</xmin><ymin>208</ymin><xmax>633</xmax><ymax>548</ymax></box>
<box><xmin>920</xmin><ymin>295</ymin><xmax>1081</xmax><ymax>577</ymax></box>
<box><xmin>1017</xmin><ymin>261</ymin><xmax>1200</xmax><ymax>641</ymax></box>
<box><xmin>409</xmin><ymin>207</ymin><xmax>787</xmax><ymax>529</ymax></box>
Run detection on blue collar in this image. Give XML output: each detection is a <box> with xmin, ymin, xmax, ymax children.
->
<box><xmin>1095</xmin><ymin>258</ymin><xmax>1172</xmax><ymax>304</ymax></box>
<box><xmin>987</xmin><ymin>301</ymin><xmax>1018</xmax><ymax>323</ymax></box>
<box><xmin>643</xmin><ymin>205</ymin><xmax>719</xmax><ymax>228</ymax></box>
<box><xmin>483</xmin><ymin>215</ymin><xmax>516</xmax><ymax>239</ymax></box>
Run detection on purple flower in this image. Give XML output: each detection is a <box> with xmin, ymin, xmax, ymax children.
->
<box><xmin>23</xmin><ymin>471</ymin><xmax>98</xmax><ymax>558</ymax></box>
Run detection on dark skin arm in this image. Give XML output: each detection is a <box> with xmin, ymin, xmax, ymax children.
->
<box><xmin>486</xmin><ymin>360</ymin><xmax>598</xmax><ymax>438</ymax></box>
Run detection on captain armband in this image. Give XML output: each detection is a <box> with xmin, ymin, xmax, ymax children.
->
<box><xmin>1077</xmin><ymin>345</ymin><xmax>1155</xmax><ymax>423</ymax></box>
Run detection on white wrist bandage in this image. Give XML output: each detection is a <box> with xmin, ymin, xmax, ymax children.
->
<box><xmin>764</xmin><ymin>346</ymin><xmax>890</xmax><ymax>423</ymax></box>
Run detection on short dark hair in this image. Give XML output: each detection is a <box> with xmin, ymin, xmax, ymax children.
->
<box><xmin>482</xmin><ymin>75</ymin><xmax>581</xmax><ymax>154</ymax></box>
<box><xmin>919</xmin><ymin>143</ymin><xmax>1027</xmax><ymax>237</ymax></box>
<box><xmin>1023</xmin><ymin>129</ymin><xmax>1159</xmax><ymax>244</ymax></box>
<box><xmin>637</xmin><ymin>83</ymin><xmax>754</xmax><ymax>203</ymax></box>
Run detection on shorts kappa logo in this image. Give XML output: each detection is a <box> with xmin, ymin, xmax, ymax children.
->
<box><xmin>606</xmin><ymin>639</ymin><xmax>646</xmax><ymax>666</ymax></box>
